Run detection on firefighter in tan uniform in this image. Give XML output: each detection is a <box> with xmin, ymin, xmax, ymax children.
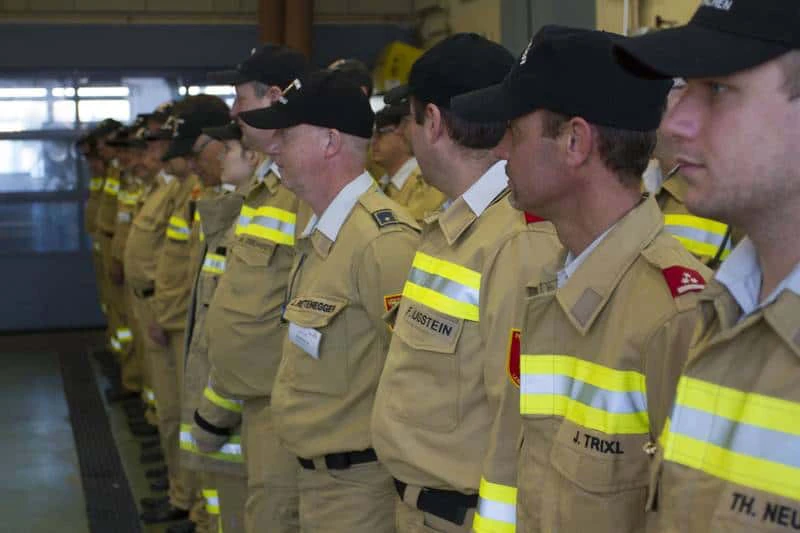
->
<box><xmin>238</xmin><ymin>69</ymin><xmax>420</xmax><ymax>533</ymax></box>
<box><xmin>140</xmin><ymin>96</ymin><xmax>230</xmax><ymax>527</ymax></box>
<box><xmin>369</xmin><ymin>35</ymin><xmax>559</xmax><ymax>533</ymax></box>
<box><xmin>616</xmin><ymin>2</ymin><xmax>800</xmax><ymax>531</ymax></box>
<box><xmin>179</xmin><ymin>123</ymin><xmax>249</xmax><ymax>533</ymax></box>
<box><xmin>191</xmin><ymin>45</ymin><xmax>308</xmax><ymax>533</ymax></box>
<box><xmin>451</xmin><ymin>27</ymin><xmax>709</xmax><ymax>533</ymax></box>
<box><xmin>371</xmin><ymin>102</ymin><xmax>446</xmax><ymax>222</ymax></box>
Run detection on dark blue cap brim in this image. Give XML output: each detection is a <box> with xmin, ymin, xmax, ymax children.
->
<box><xmin>450</xmin><ymin>82</ymin><xmax>516</xmax><ymax>123</ymax></box>
<box><xmin>238</xmin><ymin>104</ymin><xmax>299</xmax><ymax>131</ymax></box>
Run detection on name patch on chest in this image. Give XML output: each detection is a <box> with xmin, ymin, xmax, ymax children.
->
<box><xmin>402</xmin><ymin>304</ymin><xmax>460</xmax><ymax>339</ymax></box>
<box><xmin>289</xmin><ymin>298</ymin><xmax>340</xmax><ymax>314</ymax></box>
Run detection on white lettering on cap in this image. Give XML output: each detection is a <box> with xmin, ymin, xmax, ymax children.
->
<box><xmin>520</xmin><ymin>38</ymin><xmax>534</xmax><ymax>65</ymax></box>
<box><xmin>702</xmin><ymin>0</ymin><xmax>733</xmax><ymax>11</ymax></box>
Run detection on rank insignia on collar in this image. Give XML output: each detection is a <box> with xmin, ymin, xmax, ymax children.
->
<box><xmin>373</xmin><ymin>209</ymin><xmax>398</xmax><ymax>227</ymax></box>
<box><xmin>662</xmin><ymin>266</ymin><xmax>706</xmax><ymax>298</ymax></box>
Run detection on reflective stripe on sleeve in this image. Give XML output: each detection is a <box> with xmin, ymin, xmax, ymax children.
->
<box><xmin>473</xmin><ymin>477</ymin><xmax>517</xmax><ymax>533</ymax></box>
<box><xmin>519</xmin><ymin>354</ymin><xmax>649</xmax><ymax>434</ymax></box>
<box><xmin>90</xmin><ymin>177</ymin><xmax>104</xmax><ymax>191</ymax></box>
<box><xmin>203</xmin><ymin>386</ymin><xmax>243</xmax><ymax>413</ymax></box>
<box><xmin>110</xmin><ymin>336</ymin><xmax>122</xmax><ymax>353</ymax></box>
<box><xmin>179</xmin><ymin>424</ymin><xmax>243</xmax><ymax>463</ymax></box>
<box><xmin>202</xmin><ymin>253</ymin><xmax>226</xmax><ymax>275</ymax></box>
<box><xmin>116</xmin><ymin>327</ymin><xmax>133</xmax><ymax>343</ymax></box>
<box><xmin>401</xmin><ymin>252</ymin><xmax>481</xmax><ymax>321</ymax></box>
<box><xmin>103</xmin><ymin>178</ymin><xmax>120</xmax><ymax>196</ymax></box>
<box><xmin>166</xmin><ymin>215</ymin><xmax>190</xmax><ymax>241</ymax></box>
<box><xmin>202</xmin><ymin>489</ymin><xmax>220</xmax><ymax>515</ymax></box>
<box><xmin>664</xmin><ymin>214</ymin><xmax>731</xmax><ymax>260</ymax></box>
<box><xmin>663</xmin><ymin>376</ymin><xmax>800</xmax><ymax>501</ymax></box>
<box><xmin>235</xmin><ymin>205</ymin><xmax>296</xmax><ymax>245</ymax></box>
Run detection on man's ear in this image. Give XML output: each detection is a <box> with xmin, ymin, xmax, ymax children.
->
<box><xmin>563</xmin><ymin>117</ymin><xmax>593</xmax><ymax>169</ymax></box>
<box><xmin>323</xmin><ymin>129</ymin><xmax>344</xmax><ymax>159</ymax></box>
<box><xmin>425</xmin><ymin>103</ymin><xmax>446</xmax><ymax>144</ymax></box>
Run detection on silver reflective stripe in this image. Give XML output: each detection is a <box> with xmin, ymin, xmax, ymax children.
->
<box><xmin>407</xmin><ymin>267</ymin><xmax>479</xmax><ymax>306</ymax></box>
<box><xmin>251</xmin><ymin>215</ymin><xmax>296</xmax><ymax>236</ymax></box>
<box><xmin>670</xmin><ymin>405</ymin><xmax>800</xmax><ymax>468</ymax></box>
<box><xmin>220</xmin><ymin>442</ymin><xmax>242</xmax><ymax>456</ymax></box>
<box><xmin>477</xmin><ymin>498</ymin><xmax>516</xmax><ymax>525</ymax></box>
<box><xmin>238</xmin><ymin>214</ymin><xmax>251</xmax><ymax>227</ymax></box>
<box><xmin>664</xmin><ymin>224</ymin><xmax>728</xmax><ymax>249</ymax></box>
<box><xmin>520</xmin><ymin>374</ymin><xmax>648</xmax><ymax>414</ymax></box>
<box><xmin>203</xmin><ymin>256</ymin><xmax>226</xmax><ymax>272</ymax></box>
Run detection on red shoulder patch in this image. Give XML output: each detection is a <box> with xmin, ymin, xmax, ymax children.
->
<box><xmin>384</xmin><ymin>294</ymin><xmax>402</xmax><ymax>312</ymax></box>
<box><xmin>662</xmin><ymin>266</ymin><xmax>706</xmax><ymax>298</ymax></box>
<box><xmin>524</xmin><ymin>212</ymin><xmax>546</xmax><ymax>224</ymax></box>
<box><xmin>507</xmin><ymin>329</ymin><xmax>521</xmax><ymax>387</ymax></box>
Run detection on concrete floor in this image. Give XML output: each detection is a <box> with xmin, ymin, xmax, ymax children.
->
<box><xmin>0</xmin><ymin>349</ymin><xmax>90</xmax><ymax>533</ymax></box>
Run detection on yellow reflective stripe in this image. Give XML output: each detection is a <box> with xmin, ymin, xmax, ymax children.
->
<box><xmin>235</xmin><ymin>205</ymin><xmax>296</xmax><ymax>245</ymax></box>
<box><xmin>203</xmin><ymin>387</ymin><xmax>243</xmax><ymax>413</ymax></box>
<box><xmin>116</xmin><ymin>328</ymin><xmax>133</xmax><ymax>342</ymax></box>
<box><xmin>179</xmin><ymin>424</ymin><xmax>243</xmax><ymax>463</ymax></box>
<box><xmin>664</xmin><ymin>214</ymin><xmax>731</xmax><ymax>260</ymax></box>
<box><xmin>90</xmin><ymin>177</ymin><xmax>104</xmax><ymax>191</ymax></box>
<box><xmin>103</xmin><ymin>178</ymin><xmax>120</xmax><ymax>196</ymax></box>
<box><xmin>142</xmin><ymin>388</ymin><xmax>156</xmax><ymax>406</ymax></box>
<box><xmin>663</xmin><ymin>376</ymin><xmax>800</xmax><ymax>501</ymax></box>
<box><xmin>202</xmin><ymin>489</ymin><xmax>220</xmax><ymax>514</ymax></box>
<box><xmin>202</xmin><ymin>253</ymin><xmax>226</xmax><ymax>274</ymax></box>
<box><xmin>167</xmin><ymin>215</ymin><xmax>190</xmax><ymax>241</ymax></box>
<box><xmin>110</xmin><ymin>336</ymin><xmax>122</xmax><ymax>352</ymax></box>
<box><xmin>194</xmin><ymin>210</ymin><xmax>201</xmax><ymax>222</ymax></box>
<box><xmin>519</xmin><ymin>355</ymin><xmax>649</xmax><ymax>434</ymax></box>
<box><xmin>473</xmin><ymin>477</ymin><xmax>517</xmax><ymax>533</ymax></box>
<box><xmin>401</xmin><ymin>252</ymin><xmax>482</xmax><ymax>321</ymax></box>
<box><xmin>120</xmin><ymin>192</ymin><xmax>139</xmax><ymax>206</ymax></box>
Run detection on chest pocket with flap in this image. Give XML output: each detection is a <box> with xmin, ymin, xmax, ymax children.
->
<box><xmin>282</xmin><ymin>295</ymin><xmax>349</xmax><ymax>396</ymax></box>
<box><xmin>219</xmin><ymin>239</ymin><xmax>277</xmax><ymax>318</ymax></box>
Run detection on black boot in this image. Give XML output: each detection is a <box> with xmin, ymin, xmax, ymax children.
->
<box><xmin>140</xmin><ymin>503</ymin><xmax>189</xmax><ymax>524</ymax></box>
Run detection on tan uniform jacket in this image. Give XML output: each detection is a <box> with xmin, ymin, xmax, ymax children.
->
<box><xmin>111</xmin><ymin>176</ymin><xmax>143</xmax><ymax>263</ymax></box>
<box><xmin>85</xmin><ymin>175</ymin><xmax>105</xmax><ymax>235</ymax></box>
<box><xmin>513</xmin><ymin>197</ymin><xmax>711</xmax><ymax>533</ymax></box>
<box><xmin>656</xmin><ymin>174</ymin><xmax>735</xmax><ymax>267</ymax></box>
<box><xmin>152</xmin><ymin>174</ymin><xmax>199</xmax><ymax>333</ymax></box>
<box><xmin>95</xmin><ymin>162</ymin><xmax>121</xmax><ymax>237</ymax></box>
<box><xmin>272</xmin><ymin>185</ymin><xmax>421</xmax><ymax>459</ymax></box>
<box><xmin>371</xmin><ymin>192</ymin><xmax>560</xmax><ymax>493</ymax></box>
<box><xmin>124</xmin><ymin>173</ymin><xmax>179</xmax><ymax>291</ymax></box>
<box><xmin>385</xmin><ymin>164</ymin><xmax>447</xmax><ymax>223</ymax></box>
<box><xmin>180</xmin><ymin>192</ymin><xmax>246</xmax><ymax>476</ymax></box>
<box><xmin>650</xmin><ymin>283</ymin><xmax>800</xmax><ymax>533</ymax></box>
<box><xmin>204</xmin><ymin>170</ymin><xmax>301</xmax><ymax>404</ymax></box>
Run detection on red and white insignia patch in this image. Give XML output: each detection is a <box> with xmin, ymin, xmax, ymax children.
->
<box><xmin>662</xmin><ymin>266</ymin><xmax>706</xmax><ymax>298</ymax></box>
<box><xmin>524</xmin><ymin>212</ymin><xmax>546</xmax><ymax>224</ymax></box>
<box><xmin>507</xmin><ymin>329</ymin><xmax>521</xmax><ymax>387</ymax></box>
<box><xmin>384</xmin><ymin>294</ymin><xmax>402</xmax><ymax>312</ymax></box>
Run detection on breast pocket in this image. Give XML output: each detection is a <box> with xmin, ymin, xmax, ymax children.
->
<box><xmin>546</xmin><ymin>423</ymin><xmax>650</xmax><ymax>532</ymax></box>
<box><xmin>387</xmin><ymin>300</ymin><xmax>466</xmax><ymax>431</ymax></box>
<box><xmin>282</xmin><ymin>296</ymin><xmax>349</xmax><ymax>396</ymax></box>
<box><xmin>220</xmin><ymin>240</ymin><xmax>277</xmax><ymax>318</ymax></box>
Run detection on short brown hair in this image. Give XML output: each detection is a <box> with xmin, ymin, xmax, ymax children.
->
<box><xmin>778</xmin><ymin>49</ymin><xmax>800</xmax><ymax>100</ymax></box>
<box><xmin>540</xmin><ymin>110</ymin><xmax>655</xmax><ymax>185</ymax></box>
<box><xmin>412</xmin><ymin>97</ymin><xmax>506</xmax><ymax>150</ymax></box>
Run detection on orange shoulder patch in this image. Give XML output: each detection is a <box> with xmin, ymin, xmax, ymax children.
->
<box><xmin>384</xmin><ymin>294</ymin><xmax>403</xmax><ymax>312</ymax></box>
<box><xmin>524</xmin><ymin>212</ymin><xmax>546</xmax><ymax>224</ymax></box>
<box><xmin>662</xmin><ymin>266</ymin><xmax>706</xmax><ymax>298</ymax></box>
<box><xmin>507</xmin><ymin>329</ymin><xmax>521</xmax><ymax>387</ymax></box>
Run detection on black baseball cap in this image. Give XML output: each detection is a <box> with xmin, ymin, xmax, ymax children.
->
<box><xmin>162</xmin><ymin>95</ymin><xmax>231</xmax><ymax>161</ymax></box>
<box><xmin>614</xmin><ymin>0</ymin><xmax>800</xmax><ymax>79</ymax></box>
<box><xmin>328</xmin><ymin>58</ymin><xmax>374</xmax><ymax>96</ymax></box>
<box><xmin>384</xmin><ymin>33</ymin><xmax>514</xmax><ymax>113</ymax></box>
<box><xmin>375</xmin><ymin>101</ymin><xmax>410</xmax><ymax>130</ymax></box>
<box><xmin>208</xmin><ymin>44</ymin><xmax>308</xmax><ymax>88</ymax></box>
<box><xmin>138</xmin><ymin>101</ymin><xmax>175</xmax><ymax>122</ymax></box>
<box><xmin>451</xmin><ymin>26</ymin><xmax>671</xmax><ymax>131</ymax></box>
<box><xmin>238</xmin><ymin>69</ymin><xmax>375</xmax><ymax>139</ymax></box>
<box><xmin>106</xmin><ymin>125</ymin><xmax>146</xmax><ymax>149</ymax></box>
<box><xmin>202</xmin><ymin>121</ymin><xmax>242</xmax><ymax>141</ymax></box>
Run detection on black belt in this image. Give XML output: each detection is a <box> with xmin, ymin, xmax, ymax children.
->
<box><xmin>394</xmin><ymin>479</ymin><xmax>478</xmax><ymax>526</ymax></box>
<box><xmin>297</xmin><ymin>448</ymin><xmax>378</xmax><ymax>470</ymax></box>
<box><xmin>133</xmin><ymin>287</ymin><xmax>155</xmax><ymax>299</ymax></box>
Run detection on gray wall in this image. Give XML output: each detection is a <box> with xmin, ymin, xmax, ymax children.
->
<box><xmin>502</xmin><ymin>0</ymin><xmax>595</xmax><ymax>55</ymax></box>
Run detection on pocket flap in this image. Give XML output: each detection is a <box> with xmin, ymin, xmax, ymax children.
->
<box><xmin>392</xmin><ymin>301</ymin><xmax>463</xmax><ymax>354</ymax></box>
<box><xmin>230</xmin><ymin>239</ymin><xmax>275</xmax><ymax>267</ymax></box>
<box><xmin>283</xmin><ymin>295</ymin><xmax>349</xmax><ymax>328</ymax></box>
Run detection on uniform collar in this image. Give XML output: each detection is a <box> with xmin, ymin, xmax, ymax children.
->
<box><xmin>389</xmin><ymin>157</ymin><xmax>419</xmax><ymax>190</ymax></box>
<box><xmin>715</xmin><ymin>238</ymin><xmax>800</xmax><ymax>319</ymax></box>
<box><xmin>158</xmin><ymin>169</ymin><xmax>175</xmax><ymax>185</ymax></box>
<box><xmin>660</xmin><ymin>173</ymin><xmax>688</xmax><ymax>203</ymax></box>
<box><xmin>431</xmin><ymin>160</ymin><xmax>508</xmax><ymax>245</ymax></box>
<box><xmin>642</xmin><ymin>159</ymin><xmax>664</xmax><ymax>194</ymax></box>
<box><xmin>301</xmin><ymin>171</ymin><xmax>374</xmax><ymax>244</ymax></box>
<box><xmin>557</xmin><ymin>225</ymin><xmax>615</xmax><ymax>288</ymax></box>
<box><xmin>254</xmin><ymin>157</ymin><xmax>272</xmax><ymax>183</ymax></box>
<box><xmin>549</xmin><ymin>196</ymin><xmax>663</xmax><ymax>334</ymax></box>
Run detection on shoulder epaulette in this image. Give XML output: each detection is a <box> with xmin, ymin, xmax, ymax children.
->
<box><xmin>358</xmin><ymin>190</ymin><xmax>421</xmax><ymax>232</ymax></box>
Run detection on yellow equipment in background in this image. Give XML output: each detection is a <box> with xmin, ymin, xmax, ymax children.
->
<box><xmin>372</xmin><ymin>41</ymin><xmax>424</xmax><ymax>95</ymax></box>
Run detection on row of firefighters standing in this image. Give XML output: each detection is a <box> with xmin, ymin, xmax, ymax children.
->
<box><xmin>78</xmin><ymin>18</ymin><xmax>768</xmax><ymax>533</ymax></box>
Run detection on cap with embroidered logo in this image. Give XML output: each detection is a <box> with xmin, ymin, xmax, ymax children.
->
<box><xmin>161</xmin><ymin>95</ymin><xmax>231</xmax><ymax>161</ymax></box>
<box><xmin>451</xmin><ymin>25</ymin><xmax>671</xmax><ymax>131</ymax></box>
<box><xmin>614</xmin><ymin>0</ymin><xmax>800</xmax><ymax>79</ymax></box>
<box><xmin>208</xmin><ymin>44</ymin><xmax>308</xmax><ymax>88</ymax></box>
<box><xmin>238</xmin><ymin>69</ymin><xmax>375</xmax><ymax>139</ymax></box>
